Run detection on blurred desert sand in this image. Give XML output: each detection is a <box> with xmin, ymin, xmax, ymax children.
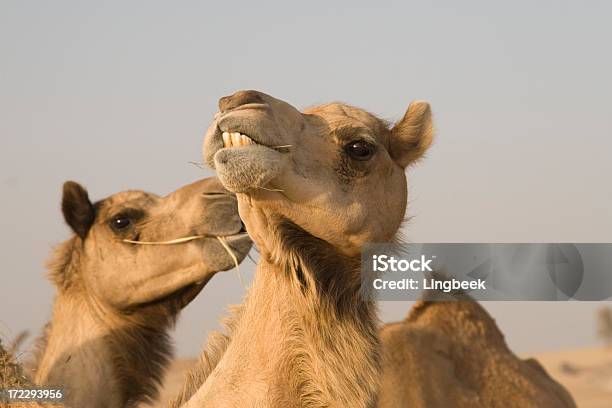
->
<box><xmin>152</xmin><ymin>347</ymin><xmax>612</xmax><ymax>408</ymax></box>
<box><xmin>533</xmin><ymin>347</ymin><xmax>612</xmax><ymax>408</ymax></box>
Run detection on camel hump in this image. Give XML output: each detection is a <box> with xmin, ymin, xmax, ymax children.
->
<box><xmin>406</xmin><ymin>294</ymin><xmax>506</xmax><ymax>345</ymax></box>
<box><xmin>380</xmin><ymin>301</ymin><xmax>577</xmax><ymax>408</ymax></box>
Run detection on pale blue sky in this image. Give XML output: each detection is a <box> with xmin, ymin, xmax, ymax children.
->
<box><xmin>1</xmin><ymin>1</ymin><xmax>611</xmax><ymax>357</ymax></box>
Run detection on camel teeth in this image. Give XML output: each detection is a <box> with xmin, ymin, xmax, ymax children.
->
<box><xmin>222</xmin><ymin>131</ymin><xmax>256</xmax><ymax>147</ymax></box>
<box><xmin>230</xmin><ymin>132</ymin><xmax>240</xmax><ymax>146</ymax></box>
<box><xmin>222</xmin><ymin>132</ymin><xmax>230</xmax><ymax>148</ymax></box>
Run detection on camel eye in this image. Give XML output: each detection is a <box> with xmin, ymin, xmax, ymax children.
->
<box><xmin>110</xmin><ymin>215</ymin><xmax>131</xmax><ymax>232</ymax></box>
<box><xmin>344</xmin><ymin>140</ymin><xmax>376</xmax><ymax>161</ymax></box>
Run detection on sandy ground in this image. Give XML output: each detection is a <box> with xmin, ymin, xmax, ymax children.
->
<box><xmin>150</xmin><ymin>347</ymin><xmax>612</xmax><ymax>407</ymax></box>
<box><xmin>530</xmin><ymin>347</ymin><xmax>612</xmax><ymax>408</ymax></box>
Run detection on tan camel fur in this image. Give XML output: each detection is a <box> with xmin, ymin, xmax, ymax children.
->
<box><xmin>31</xmin><ymin>177</ymin><xmax>251</xmax><ymax>408</ymax></box>
<box><xmin>378</xmin><ymin>297</ymin><xmax>576</xmax><ymax>407</ymax></box>
<box><xmin>171</xmin><ymin>90</ymin><xmax>433</xmax><ymax>408</ymax></box>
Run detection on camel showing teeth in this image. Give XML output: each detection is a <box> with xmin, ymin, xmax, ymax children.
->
<box><xmin>222</xmin><ymin>131</ymin><xmax>256</xmax><ymax>147</ymax></box>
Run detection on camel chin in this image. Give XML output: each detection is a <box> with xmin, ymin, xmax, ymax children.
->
<box><xmin>213</xmin><ymin>144</ymin><xmax>286</xmax><ymax>193</ymax></box>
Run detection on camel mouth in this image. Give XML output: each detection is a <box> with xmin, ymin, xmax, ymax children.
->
<box><xmin>219</xmin><ymin>231</ymin><xmax>252</xmax><ymax>254</ymax></box>
<box><xmin>138</xmin><ymin>232</ymin><xmax>252</xmax><ymax>310</ymax></box>
<box><xmin>220</xmin><ymin>231</ymin><xmax>250</xmax><ymax>241</ymax></box>
<box><xmin>205</xmin><ymin>120</ymin><xmax>289</xmax><ymax>193</ymax></box>
<box><xmin>222</xmin><ymin>131</ymin><xmax>257</xmax><ymax>148</ymax></box>
<box><xmin>220</xmin><ymin>130</ymin><xmax>290</xmax><ymax>153</ymax></box>
<box><xmin>216</xmin><ymin>231</ymin><xmax>252</xmax><ymax>258</ymax></box>
<box><xmin>213</xmin><ymin>220</ymin><xmax>248</xmax><ymax>240</ymax></box>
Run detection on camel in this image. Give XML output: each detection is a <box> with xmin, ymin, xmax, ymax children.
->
<box><xmin>170</xmin><ymin>90</ymin><xmax>433</xmax><ymax>407</ymax></box>
<box><xmin>378</xmin><ymin>295</ymin><xmax>577</xmax><ymax>407</ymax></box>
<box><xmin>29</xmin><ymin>177</ymin><xmax>252</xmax><ymax>408</ymax></box>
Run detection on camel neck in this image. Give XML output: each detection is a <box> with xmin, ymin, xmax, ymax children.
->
<box><xmin>251</xmin><ymin>257</ymin><xmax>380</xmax><ymax>407</ymax></box>
<box><xmin>34</xmin><ymin>287</ymin><xmax>175</xmax><ymax>408</ymax></box>
<box><xmin>33</xmin><ymin>292</ymin><xmax>122</xmax><ymax>408</ymax></box>
<box><xmin>184</xmin><ymin>224</ymin><xmax>381</xmax><ymax>408</ymax></box>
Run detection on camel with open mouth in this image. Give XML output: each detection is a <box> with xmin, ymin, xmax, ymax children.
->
<box><xmin>29</xmin><ymin>177</ymin><xmax>251</xmax><ymax>408</ymax></box>
<box><xmin>171</xmin><ymin>91</ymin><xmax>576</xmax><ymax>408</ymax></box>
<box><xmin>172</xmin><ymin>90</ymin><xmax>433</xmax><ymax>407</ymax></box>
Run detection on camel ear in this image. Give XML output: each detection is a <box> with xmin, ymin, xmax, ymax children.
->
<box><xmin>62</xmin><ymin>181</ymin><xmax>95</xmax><ymax>239</ymax></box>
<box><xmin>389</xmin><ymin>101</ymin><xmax>434</xmax><ymax>168</ymax></box>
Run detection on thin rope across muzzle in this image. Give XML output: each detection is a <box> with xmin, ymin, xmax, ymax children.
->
<box><xmin>123</xmin><ymin>235</ymin><xmax>244</xmax><ymax>287</ymax></box>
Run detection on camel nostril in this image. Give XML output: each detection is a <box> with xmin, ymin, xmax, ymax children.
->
<box><xmin>219</xmin><ymin>90</ymin><xmax>265</xmax><ymax>112</ymax></box>
<box><xmin>201</xmin><ymin>191</ymin><xmax>229</xmax><ymax>198</ymax></box>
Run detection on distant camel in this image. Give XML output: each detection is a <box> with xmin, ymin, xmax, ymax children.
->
<box><xmin>378</xmin><ymin>296</ymin><xmax>576</xmax><ymax>407</ymax></box>
<box><xmin>172</xmin><ymin>90</ymin><xmax>433</xmax><ymax>407</ymax></box>
<box><xmin>30</xmin><ymin>177</ymin><xmax>251</xmax><ymax>408</ymax></box>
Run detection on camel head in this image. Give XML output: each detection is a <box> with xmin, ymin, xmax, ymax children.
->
<box><xmin>52</xmin><ymin>177</ymin><xmax>251</xmax><ymax>312</ymax></box>
<box><xmin>204</xmin><ymin>90</ymin><xmax>433</xmax><ymax>256</ymax></box>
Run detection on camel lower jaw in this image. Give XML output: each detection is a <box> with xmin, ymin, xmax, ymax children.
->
<box><xmin>213</xmin><ymin>144</ymin><xmax>286</xmax><ymax>194</ymax></box>
<box><xmin>176</xmin><ymin>280</ymin><xmax>208</xmax><ymax>308</ymax></box>
<box><xmin>219</xmin><ymin>231</ymin><xmax>253</xmax><ymax>260</ymax></box>
<box><xmin>161</xmin><ymin>233</ymin><xmax>252</xmax><ymax>308</ymax></box>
